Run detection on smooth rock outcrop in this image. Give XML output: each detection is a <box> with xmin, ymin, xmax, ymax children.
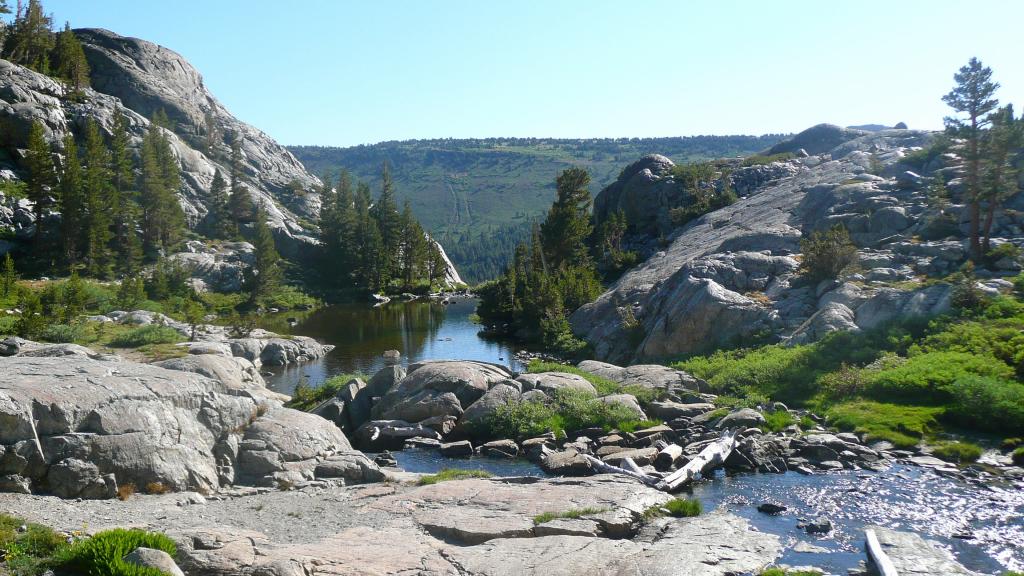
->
<box><xmin>0</xmin><ymin>353</ymin><xmax>351</xmax><ymax>496</ymax></box>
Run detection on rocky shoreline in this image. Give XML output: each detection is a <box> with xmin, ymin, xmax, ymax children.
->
<box><xmin>2</xmin><ymin>342</ymin><xmax>1020</xmax><ymax>574</ymax></box>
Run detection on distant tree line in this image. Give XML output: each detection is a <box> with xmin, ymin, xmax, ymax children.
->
<box><xmin>318</xmin><ymin>162</ymin><xmax>450</xmax><ymax>294</ymax></box>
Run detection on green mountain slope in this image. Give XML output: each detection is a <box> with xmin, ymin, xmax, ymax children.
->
<box><xmin>289</xmin><ymin>135</ymin><xmax>787</xmax><ymax>282</ymax></box>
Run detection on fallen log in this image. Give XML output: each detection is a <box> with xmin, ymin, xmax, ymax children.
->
<box><xmin>654</xmin><ymin>444</ymin><xmax>683</xmax><ymax>470</ymax></box>
<box><xmin>865</xmin><ymin>529</ymin><xmax>899</xmax><ymax>576</ymax></box>
<box><xmin>582</xmin><ymin>454</ymin><xmax>660</xmax><ymax>486</ymax></box>
<box><xmin>581</xmin><ymin>432</ymin><xmax>736</xmax><ymax>492</ymax></box>
<box><xmin>656</xmin><ymin>431</ymin><xmax>736</xmax><ymax>491</ymax></box>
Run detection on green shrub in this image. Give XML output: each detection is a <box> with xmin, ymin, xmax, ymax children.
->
<box><xmin>532</xmin><ymin>507</ymin><xmax>609</xmax><ymax>525</ymax></box>
<box><xmin>1002</xmin><ymin>438</ymin><xmax>1023</xmax><ymax>450</ymax></box>
<box><xmin>643</xmin><ymin>498</ymin><xmax>702</xmax><ymax>519</ymax></box>
<box><xmin>109</xmin><ymin>325</ymin><xmax>182</xmax><ymax>348</ymax></box>
<box><xmin>948</xmin><ymin>375</ymin><xmax>1024</xmax><ymax>434</ymax></box>
<box><xmin>262</xmin><ymin>285</ymin><xmax>318</xmax><ymax>310</ymax></box>
<box><xmin>1013</xmin><ymin>447</ymin><xmax>1024</xmax><ymax>466</ymax></box>
<box><xmin>931</xmin><ymin>441</ymin><xmax>982</xmax><ymax>463</ymax></box>
<box><xmin>54</xmin><ymin>528</ymin><xmax>176</xmax><ymax>576</ymax></box>
<box><xmin>761</xmin><ymin>410</ymin><xmax>795</xmax><ymax>432</ymax></box>
<box><xmin>417</xmin><ymin>469</ymin><xmax>493</xmax><ymax>485</ymax></box>
<box><xmin>286</xmin><ymin>373</ymin><xmax>366</xmax><ymax>411</ymax></box>
<box><xmin>38</xmin><ymin>323</ymin><xmax>84</xmax><ymax>343</ymax></box>
<box><xmin>826</xmin><ymin>401</ymin><xmax>943</xmax><ymax>448</ymax></box>
<box><xmin>865</xmin><ymin>351</ymin><xmax>1015</xmax><ymax>403</ymax></box>
<box><xmin>799</xmin><ymin>224</ymin><xmax>858</xmax><ymax>282</ymax></box>
<box><xmin>481</xmin><ymin>388</ymin><xmax>652</xmax><ymax>440</ymax></box>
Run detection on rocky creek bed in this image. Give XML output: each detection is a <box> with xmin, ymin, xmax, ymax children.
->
<box><xmin>372</xmin><ymin>447</ymin><xmax>1024</xmax><ymax>574</ymax></box>
<box><xmin>2</xmin><ymin>337</ymin><xmax>1022</xmax><ymax>574</ymax></box>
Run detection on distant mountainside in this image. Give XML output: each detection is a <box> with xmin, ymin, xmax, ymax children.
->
<box><xmin>290</xmin><ymin>135</ymin><xmax>787</xmax><ymax>282</ymax></box>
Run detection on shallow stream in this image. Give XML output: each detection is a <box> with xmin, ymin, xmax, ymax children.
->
<box><xmin>262</xmin><ymin>299</ymin><xmax>1024</xmax><ymax>574</ymax></box>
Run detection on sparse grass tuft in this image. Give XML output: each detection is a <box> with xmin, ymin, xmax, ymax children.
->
<box><xmin>532</xmin><ymin>507</ymin><xmax>609</xmax><ymax>525</ymax></box>
<box><xmin>417</xmin><ymin>468</ymin><xmax>493</xmax><ymax>485</ymax></box>
<box><xmin>643</xmin><ymin>498</ymin><xmax>702</xmax><ymax>519</ymax></box>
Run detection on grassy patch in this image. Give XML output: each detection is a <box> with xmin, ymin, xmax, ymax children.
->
<box><xmin>417</xmin><ymin>468</ymin><xmax>493</xmax><ymax>485</ymax></box>
<box><xmin>0</xmin><ymin>513</ymin><xmax>69</xmax><ymax>576</ymax></box>
<box><xmin>761</xmin><ymin>410</ymin><xmax>796</xmax><ymax>432</ymax></box>
<box><xmin>286</xmin><ymin>373</ymin><xmax>366</xmax><ymax>411</ymax></box>
<box><xmin>931</xmin><ymin>441</ymin><xmax>983</xmax><ymax>463</ymax></box>
<box><xmin>527</xmin><ymin>361</ymin><xmax>621</xmax><ymax>395</ymax></box>
<box><xmin>532</xmin><ymin>507</ymin><xmax>609</xmax><ymax>525</ymax></box>
<box><xmin>825</xmin><ymin>401</ymin><xmax>943</xmax><ymax>448</ymax></box>
<box><xmin>53</xmin><ymin>528</ymin><xmax>177</xmax><ymax>576</ymax></box>
<box><xmin>108</xmin><ymin>324</ymin><xmax>183</xmax><ymax>348</ymax></box>
<box><xmin>643</xmin><ymin>498</ymin><xmax>702</xmax><ymax>519</ymax></box>
<box><xmin>480</xmin><ymin>388</ymin><xmax>656</xmax><ymax>440</ymax></box>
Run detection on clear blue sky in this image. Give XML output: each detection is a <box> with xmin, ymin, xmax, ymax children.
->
<box><xmin>39</xmin><ymin>0</ymin><xmax>1024</xmax><ymax>147</ymax></box>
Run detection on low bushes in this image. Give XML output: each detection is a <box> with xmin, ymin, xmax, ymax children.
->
<box><xmin>287</xmin><ymin>373</ymin><xmax>366</xmax><ymax>411</ymax></box>
<box><xmin>54</xmin><ymin>528</ymin><xmax>177</xmax><ymax>576</ymax></box>
<box><xmin>825</xmin><ymin>401</ymin><xmax>943</xmax><ymax>448</ymax></box>
<box><xmin>761</xmin><ymin>410</ymin><xmax>796</xmax><ymax>432</ymax></box>
<box><xmin>483</xmin><ymin>388</ymin><xmax>656</xmax><ymax>440</ymax></box>
<box><xmin>864</xmin><ymin>351</ymin><xmax>1014</xmax><ymax>403</ymax></box>
<box><xmin>108</xmin><ymin>324</ymin><xmax>182</xmax><ymax>348</ymax></box>
<box><xmin>931</xmin><ymin>441</ymin><xmax>983</xmax><ymax>463</ymax></box>
<box><xmin>0</xmin><ymin>514</ymin><xmax>67</xmax><ymax>576</ymax></box>
<box><xmin>1</xmin><ymin>517</ymin><xmax>177</xmax><ymax>576</ymax></box>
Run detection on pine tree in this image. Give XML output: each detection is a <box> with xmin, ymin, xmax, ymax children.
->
<box><xmin>2</xmin><ymin>0</ymin><xmax>54</xmax><ymax>73</ymax></box>
<box><xmin>109</xmin><ymin>112</ymin><xmax>142</xmax><ymax>275</ymax></box>
<box><xmin>25</xmin><ymin>120</ymin><xmax>56</xmax><ymax>251</ymax></box>
<box><xmin>1</xmin><ymin>253</ymin><xmax>17</xmax><ymax>298</ymax></box>
<box><xmin>398</xmin><ymin>200</ymin><xmax>427</xmax><ymax>290</ymax></box>
<box><xmin>140</xmin><ymin>125</ymin><xmax>185</xmax><ymax>255</ymax></box>
<box><xmin>116</xmin><ymin>274</ymin><xmax>147</xmax><ymax>309</ymax></box>
<box><xmin>980</xmin><ymin>104</ymin><xmax>1024</xmax><ymax>252</ymax></box>
<box><xmin>15</xmin><ymin>289</ymin><xmax>45</xmax><ymax>339</ymax></box>
<box><xmin>355</xmin><ymin>182</ymin><xmax>384</xmax><ymax>290</ymax></box>
<box><xmin>58</xmin><ymin>132</ymin><xmax>85</xmax><ymax>267</ymax></box>
<box><xmin>53</xmin><ymin>22</ymin><xmax>89</xmax><ymax>92</ymax></box>
<box><xmin>247</xmin><ymin>204</ymin><xmax>283</xmax><ymax>306</ymax></box>
<box><xmin>540</xmin><ymin>167</ymin><xmax>594</xmax><ymax>270</ymax></box>
<box><xmin>371</xmin><ymin>161</ymin><xmax>401</xmax><ymax>286</ymax></box>
<box><xmin>206</xmin><ymin>169</ymin><xmax>234</xmax><ymax>239</ymax></box>
<box><xmin>82</xmin><ymin>119</ymin><xmax>113</xmax><ymax>277</ymax></box>
<box><xmin>228</xmin><ymin>135</ymin><xmax>254</xmax><ymax>228</ymax></box>
<box><xmin>943</xmin><ymin>57</ymin><xmax>1000</xmax><ymax>261</ymax></box>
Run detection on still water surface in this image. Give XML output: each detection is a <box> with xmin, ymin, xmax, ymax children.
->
<box><xmin>260</xmin><ymin>298</ymin><xmax>520</xmax><ymax>394</ymax></box>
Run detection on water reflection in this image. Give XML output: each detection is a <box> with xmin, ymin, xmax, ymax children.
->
<box><xmin>260</xmin><ymin>298</ymin><xmax>520</xmax><ymax>394</ymax></box>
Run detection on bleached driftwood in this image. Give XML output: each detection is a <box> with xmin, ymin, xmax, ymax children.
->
<box><xmin>582</xmin><ymin>432</ymin><xmax>736</xmax><ymax>492</ymax></box>
<box><xmin>654</xmin><ymin>444</ymin><xmax>683</xmax><ymax>470</ymax></box>
<box><xmin>582</xmin><ymin>454</ymin><xmax>660</xmax><ymax>486</ymax></box>
<box><xmin>865</xmin><ymin>529</ymin><xmax>899</xmax><ymax>576</ymax></box>
<box><xmin>655</xmin><ymin>430</ymin><xmax>736</xmax><ymax>491</ymax></box>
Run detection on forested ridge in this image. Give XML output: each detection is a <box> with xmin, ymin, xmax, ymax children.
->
<box><xmin>290</xmin><ymin>135</ymin><xmax>786</xmax><ymax>282</ymax></box>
